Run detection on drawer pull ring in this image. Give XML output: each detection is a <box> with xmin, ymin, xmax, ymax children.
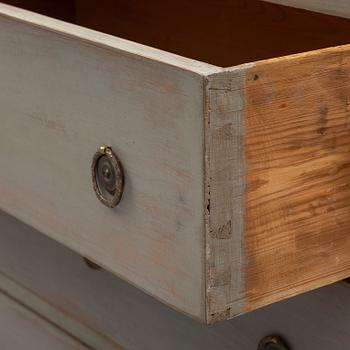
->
<box><xmin>257</xmin><ymin>335</ymin><xmax>290</xmax><ymax>350</ymax></box>
<box><xmin>91</xmin><ymin>145</ymin><xmax>124</xmax><ymax>208</ymax></box>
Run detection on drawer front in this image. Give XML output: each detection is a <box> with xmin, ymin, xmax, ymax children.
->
<box><xmin>0</xmin><ymin>289</ymin><xmax>92</xmax><ymax>350</ymax></box>
<box><xmin>0</xmin><ymin>11</ymin><xmax>208</xmax><ymax>320</ymax></box>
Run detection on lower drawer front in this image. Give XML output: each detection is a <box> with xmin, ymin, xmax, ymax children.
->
<box><xmin>0</xmin><ymin>289</ymin><xmax>90</xmax><ymax>350</ymax></box>
<box><xmin>1</xmin><ymin>210</ymin><xmax>350</xmax><ymax>350</ymax></box>
<box><xmin>0</xmin><ymin>12</ymin><xmax>205</xmax><ymax>319</ymax></box>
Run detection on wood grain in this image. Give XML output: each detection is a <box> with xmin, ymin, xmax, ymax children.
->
<box><xmin>243</xmin><ymin>45</ymin><xmax>350</xmax><ymax>312</ymax></box>
<box><xmin>205</xmin><ymin>45</ymin><xmax>350</xmax><ymax>321</ymax></box>
<box><xmin>2</xmin><ymin>1</ymin><xmax>350</xmax><ymax>323</ymax></box>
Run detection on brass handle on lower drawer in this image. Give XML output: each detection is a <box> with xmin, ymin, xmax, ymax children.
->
<box><xmin>91</xmin><ymin>145</ymin><xmax>124</xmax><ymax>208</ymax></box>
<box><xmin>258</xmin><ymin>335</ymin><xmax>290</xmax><ymax>350</ymax></box>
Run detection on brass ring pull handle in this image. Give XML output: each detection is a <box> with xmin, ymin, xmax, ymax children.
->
<box><xmin>91</xmin><ymin>145</ymin><xmax>124</xmax><ymax>208</ymax></box>
<box><xmin>257</xmin><ymin>335</ymin><xmax>290</xmax><ymax>350</ymax></box>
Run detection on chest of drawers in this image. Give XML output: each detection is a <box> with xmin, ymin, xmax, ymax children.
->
<box><xmin>1</xmin><ymin>0</ymin><xmax>350</xmax><ymax>324</ymax></box>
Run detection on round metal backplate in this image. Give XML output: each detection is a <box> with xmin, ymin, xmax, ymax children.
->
<box><xmin>257</xmin><ymin>335</ymin><xmax>289</xmax><ymax>350</ymax></box>
<box><xmin>91</xmin><ymin>145</ymin><xmax>124</xmax><ymax>208</ymax></box>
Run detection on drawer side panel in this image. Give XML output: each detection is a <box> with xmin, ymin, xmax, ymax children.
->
<box><xmin>206</xmin><ymin>45</ymin><xmax>350</xmax><ymax>322</ymax></box>
<box><xmin>244</xmin><ymin>45</ymin><xmax>350</xmax><ymax>313</ymax></box>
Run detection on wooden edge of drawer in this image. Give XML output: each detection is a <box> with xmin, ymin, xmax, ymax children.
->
<box><xmin>0</xmin><ymin>2</ymin><xmax>221</xmax><ymax>76</ymax></box>
<box><xmin>205</xmin><ymin>44</ymin><xmax>350</xmax><ymax>323</ymax></box>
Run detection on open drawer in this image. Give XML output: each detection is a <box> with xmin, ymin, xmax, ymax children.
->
<box><xmin>0</xmin><ymin>0</ymin><xmax>350</xmax><ymax>324</ymax></box>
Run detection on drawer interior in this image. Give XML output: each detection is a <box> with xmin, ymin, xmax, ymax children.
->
<box><xmin>2</xmin><ymin>0</ymin><xmax>350</xmax><ymax>67</ymax></box>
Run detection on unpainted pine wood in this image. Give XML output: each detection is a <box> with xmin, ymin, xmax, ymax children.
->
<box><xmin>0</xmin><ymin>290</ymin><xmax>92</xmax><ymax>350</ymax></box>
<box><xmin>3</xmin><ymin>0</ymin><xmax>350</xmax><ymax>66</ymax></box>
<box><xmin>0</xmin><ymin>8</ymin><xmax>209</xmax><ymax>321</ymax></box>
<box><xmin>266</xmin><ymin>0</ymin><xmax>350</xmax><ymax>18</ymax></box>
<box><xmin>206</xmin><ymin>44</ymin><xmax>350</xmax><ymax>321</ymax></box>
<box><xmin>2</xmin><ymin>210</ymin><xmax>350</xmax><ymax>350</ymax></box>
<box><xmin>243</xmin><ymin>45</ymin><xmax>350</xmax><ymax>313</ymax></box>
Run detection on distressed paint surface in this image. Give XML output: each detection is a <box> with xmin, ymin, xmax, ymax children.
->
<box><xmin>0</xmin><ymin>14</ymin><xmax>206</xmax><ymax>320</ymax></box>
<box><xmin>2</xmin><ymin>0</ymin><xmax>350</xmax><ymax>324</ymax></box>
<box><xmin>2</xmin><ymin>211</ymin><xmax>350</xmax><ymax>350</ymax></box>
<box><xmin>0</xmin><ymin>3</ymin><xmax>219</xmax><ymax>75</ymax></box>
<box><xmin>205</xmin><ymin>69</ymin><xmax>248</xmax><ymax>322</ymax></box>
<box><xmin>0</xmin><ymin>289</ymin><xmax>92</xmax><ymax>350</ymax></box>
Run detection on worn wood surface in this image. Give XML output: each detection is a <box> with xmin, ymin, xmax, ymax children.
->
<box><xmin>3</xmin><ymin>0</ymin><xmax>350</xmax><ymax>66</ymax></box>
<box><xmin>0</xmin><ymin>274</ymin><xmax>121</xmax><ymax>350</ymax></box>
<box><xmin>243</xmin><ymin>45</ymin><xmax>350</xmax><ymax>313</ymax></box>
<box><xmin>0</xmin><ymin>4</ymin><xmax>216</xmax><ymax>321</ymax></box>
<box><xmin>1</xmin><ymin>2</ymin><xmax>350</xmax><ymax>323</ymax></box>
<box><xmin>205</xmin><ymin>45</ymin><xmax>350</xmax><ymax>321</ymax></box>
<box><xmin>2</xmin><ymin>210</ymin><xmax>350</xmax><ymax>350</ymax></box>
<box><xmin>0</xmin><ymin>275</ymin><xmax>121</xmax><ymax>350</ymax></box>
<box><xmin>0</xmin><ymin>3</ymin><xmax>217</xmax><ymax>74</ymax></box>
<box><xmin>0</xmin><ymin>288</ymin><xmax>92</xmax><ymax>350</ymax></box>
<box><xmin>204</xmin><ymin>69</ymin><xmax>248</xmax><ymax>321</ymax></box>
<box><xmin>266</xmin><ymin>0</ymin><xmax>350</xmax><ymax>18</ymax></box>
